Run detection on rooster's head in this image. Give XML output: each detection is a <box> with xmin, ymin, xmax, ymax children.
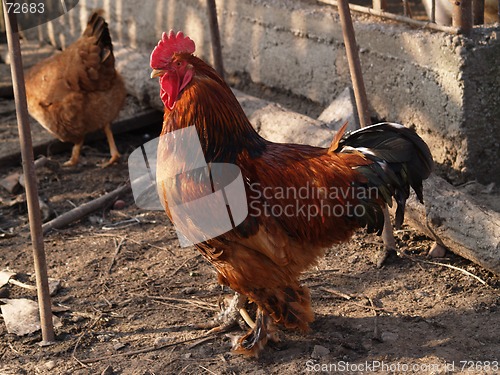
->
<box><xmin>150</xmin><ymin>30</ymin><xmax>196</xmax><ymax>110</ymax></box>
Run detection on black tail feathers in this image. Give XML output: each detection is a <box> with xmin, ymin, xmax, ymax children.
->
<box><xmin>84</xmin><ymin>11</ymin><xmax>113</xmax><ymax>62</ymax></box>
<box><xmin>338</xmin><ymin>122</ymin><xmax>433</xmax><ymax>232</ymax></box>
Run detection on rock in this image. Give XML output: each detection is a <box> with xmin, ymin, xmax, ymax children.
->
<box><xmin>317</xmin><ymin>86</ymin><xmax>360</xmax><ymax>132</ymax></box>
<box><xmin>311</xmin><ymin>344</ymin><xmax>330</xmax><ymax>358</ymax></box>
<box><xmin>44</xmin><ymin>360</ymin><xmax>56</xmax><ymax>370</ymax></box>
<box><xmin>381</xmin><ymin>331</ymin><xmax>399</xmax><ymax>342</ymax></box>
<box><xmin>113</xmin><ymin>342</ymin><xmax>126</xmax><ymax>351</ymax></box>
<box><xmin>48</xmin><ymin>278</ymin><xmax>62</xmax><ymax>296</ymax></box>
<box><xmin>399</xmin><ymin>174</ymin><xmax>500</xmax><ymax>276</ymax></box>
<box><xmin>0</xmin><ymin>172</ymin><xmax>21</xmax><ymax>194</ymax></box>
<box><xmin>428</xmin><ymin>242</ymin><xmax>447</xmax><ymax>258</ymax></box>
<box><xmin>154</xmin><ymin>336</ymin><xmax>169</xmax><ymax>346</ymax></box>
<box><xmin>112</xmin><ymin>199</ymin><xmax>126</xmax><ymax>210</ymax></box>
<box><xmin>241</xmin><ymin>99</ymin><xmax>334</xmax><ymax>148</ymax></box>
<box><xmin>0</xmin><ymin>298</ymin><xmax>61</xmax><ymax>335</ymax></box>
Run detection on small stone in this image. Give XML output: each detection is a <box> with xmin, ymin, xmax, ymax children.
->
<box><xmin>0</xmin><ymin>172</ymin><xmax>21</xmax><ymax>194</ymax></box>
<box><xmin>154</xmin><ymin>336</ymin><xmax>169</xmax><ymax>346</ymax></box>
<box><xmin>381</xmin><ymin>331</ymin><xmax>399</xmax><ymax>342</ymax></box>
<box><xmin>113</xmin><ymin>342</ymin><xmax>126</xmax><ymax>351</ymax></box>
<box><xmin>311</xmin><ymin>344</ymin><xmax>330</xmax><ymax>358</ymax></box>
<box><xmin>428</xmin><ymin>242</ymin><xmax>446</xmax><ymax>258</ymax></box>
<box><xmin>112</xmin><ymin>199</ymin><xmax>126</xmax><ymax>210</ymax></box>
<box><xmin>45</xmin><ymin>360</ymin><xmax>56</xmax><ymax>370</ymax></box>
<box><xmin>48</xmin><ymin>278</ymin><xmax>62</xmax><ymax>296</ymax></box>
<box><xmin>182</xmin><ymin>287</ymin><xmax>197</xmax><ymax>295</ymax></box>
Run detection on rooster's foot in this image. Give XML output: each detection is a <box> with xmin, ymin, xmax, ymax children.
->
<box><xmin>231</xmin><ymin>309</ymin><xmax>279</xmax><ymax>357</ymax></box>
<box><xmin>195</xmin><ymin>292</ymin><xmax>254</xmax><ymax>333</ymax></box>
<box><xmin>376</xmin><ymin>206</ymin><xmax>398</xmax><ymax>268</ymax></box>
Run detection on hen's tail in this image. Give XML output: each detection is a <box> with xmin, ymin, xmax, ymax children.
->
<box><xmin>83</xmin><ymin>11</ymin><xmax>114</xmax><ymax>64</ymax></box>
<box><xmin>336</xmin><ymin>122</ymin><xmax>433</xmax><ymax>233</ymax></box>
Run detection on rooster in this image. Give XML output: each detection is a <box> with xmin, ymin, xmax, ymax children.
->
<box><xmin>150</xmin><ymin>31</ymin><xmax>433</xmax><ymax>356</ymax></box>
<box><xmin>25</xmin><ymin>11</ymin><xmax>126</xmax><ymax>167</ymax></box>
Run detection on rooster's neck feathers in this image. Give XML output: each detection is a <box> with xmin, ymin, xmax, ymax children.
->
<box><xmin>162</xmin><ymin>56</ymin><xmax>267</xmax><ymax>163</ymax></box>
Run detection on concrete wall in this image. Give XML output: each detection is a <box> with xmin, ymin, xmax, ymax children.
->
<box><xmin>22</xmin><ymin>0</ymin><xmax>500</xmax><ymax>184</ymax></box>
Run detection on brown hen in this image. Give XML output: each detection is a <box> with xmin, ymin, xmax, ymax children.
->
<box><xmin>25</xmin><ymin>11</ymin><xmax>125</xmax><ymax>167</ymax></box>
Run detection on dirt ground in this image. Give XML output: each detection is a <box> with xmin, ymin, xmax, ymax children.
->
<box><xmin>1</xmin><ymin>89</ymin><xmax>500</xmax><ymax>374</ymax></box>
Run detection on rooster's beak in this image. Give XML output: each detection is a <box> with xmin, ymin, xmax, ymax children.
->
<box><xmin>151</xmin><ymin>69</ymin><xmax>165</xmax><ymax>79</ymax></box>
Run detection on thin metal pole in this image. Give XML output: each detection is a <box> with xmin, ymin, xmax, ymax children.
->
<box><xmin>2</xmin><ymin>0</ymin><xmax>55</xmax><ymax>344</ymax></box>
<box><xmin>336</xmin><ymin>0</ymin><xmax>370</xmax><ymax>128</ymax></box>
<box><xmin>206</xmin><ymin>0</ymin><xmax>224</xmax><ymax>79</ymax></box>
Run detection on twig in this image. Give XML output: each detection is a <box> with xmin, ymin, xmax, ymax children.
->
<box><xmin>409</xmin><ymin>257</ymin><xmax>489</xmax><ymax>286</ymax></box>
<box><xmin>199</xmin><ymin>365</ymin><xmax>218</xmax><ymax>375</ymax></box>
<box><xmin>155</xmin><ymin>300</ymin><xmax>200</xmax><ymax>312</ymax></box>
<box><xmin>306</xmin><ymin>269</ymin><xmax>362</xmax><ymax>279</ymax></box>
<box><xmin>321</xmin><ymin>287</ymin><xmax>397</xmax><ymax>314</ymax></box>
<box><xmin>8</xmin><ymin>278</ymin><xmax>37</xmax><ymax>290</ymax></box>
<box><xmin>8</xmin><ymin>342</ymin><xmax>19</xmax><ymax>354</ymax></box>
<box><xmin>107</xmin><ymin>236</ymin><xmax>126</xmax><ymax>274</ymax></box>
<box><xmin>187</xmin><ymin>336</ymin><xmax>216</xmax><ymax>349</ymax></box>
<box><xmin>367</xmin><ymin>296</ymin><xmax>381</xmax><ymax>341</ymax></box>
<box><xmin>76</xmin><ymin>333</ymin><xmax>216</xmax><ymax>364</ymax></box>
<box><xmin>126</xmin><ymin>236</ymin><xmax>176</xmax><ymax>256</ymax></box>
<box><xmin>102</xmin><ymin>218</ymin><xmax>141</xmax><ymax>230</ymax></box>
<box><xmin>72</xmin><ymin>313</ymin><xmax>103</xmax><ymax>368</ymax></box>
<box><xmin>42</xmin><ymin>183</ymin><xmax>131</xmax><ymax>234</ymax></box>
<box><xmin>94</xmin><ymin>233</ymin><xmax>176</xmax><ymax>257</ymax></box>
<box><xmin>320</xmin><ymin>287</ymin><xmax>354</xmax><ymax>300</ymax></box>
<box><xmin>168</xmin><ymin>254</ymin><xmax>200</xmax><ymax>277</ymax></box>
<box><xmin>149</xmin><ymin>296</ymin><xmax>218</xmax><ymax>312</ymax></box>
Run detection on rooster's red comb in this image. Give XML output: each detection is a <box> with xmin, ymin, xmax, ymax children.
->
<box><xmin>150</xmin><ymin>30</ymin><xmax>196</xmax><ymax>68</ymax></box>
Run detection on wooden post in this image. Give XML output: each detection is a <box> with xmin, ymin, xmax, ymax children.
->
<box><xmin>472</xmin><ymin>0</ymin><xmax>485</xmax><ymax>24</ymax></box>
<box><xmin>452</xmin><ymin>0</ymin><xmax>473</xmax><ymax>34</ymax></box>
<box><xmin>2</xmin><ymin>0</ymin><xmax>55</xmax><ymax>344</ymax></box>
<box><xmin>206</xmin><ymin>0</ymin><xmax>224</xmax><ymax>79</ymax></box>
<box><xmin>336</xmin><ymin>0</ymin><xmax>397</xmax><ymax>258</ymax></box>
<box><xmin>372</xmin><ymin>0</ymin><xmax>387</xmax><ymax>12</ymax></box>
<box><xmin>336</xmin><ymin>0</ymin><xmax>370</xmax><ymax>128</ymax></box>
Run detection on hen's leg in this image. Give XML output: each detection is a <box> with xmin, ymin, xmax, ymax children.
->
<box><xmin>63</xmin><ymin>142</ymin><xmax>83</xmax><ymax>166</ymax></box>
<box><xmin>99</xmin><ymin>124</ymin><xmax>120</xmax><ymax>168</ymax></box>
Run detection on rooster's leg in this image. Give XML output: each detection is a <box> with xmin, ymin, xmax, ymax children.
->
<box><xmin>196</xmin><ymin>292</ymin><xmax>254</xmax><ymax>333</ymax></box>
<box><xmin>376</xmin><ymin>206</ymin><xmax>397</xmax><ymax>267</ymax></box>
<box><xmin>232</xmin><ymin>308</ymin><xmax>279</xmax><ymax>357</ymax></box>
<box><xmin>63</xmin><ymin>142</ymin><xmax>83</xmax><ymax>166</ymax></box>
<box><xmin>99</xmin><ymin>124</ymin><xmax>120</xmax><ymax>168</ymax></box>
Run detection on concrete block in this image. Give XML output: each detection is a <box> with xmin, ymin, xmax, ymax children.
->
<box><xmin>0</xmin><ymin>41</ymin><xmax>57</xmax><ymax>68</ymax></box>
<box><xmin>317</xmin><ymin>86</ymin><xmax>359</xmax><ymax>132</ymax></box>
